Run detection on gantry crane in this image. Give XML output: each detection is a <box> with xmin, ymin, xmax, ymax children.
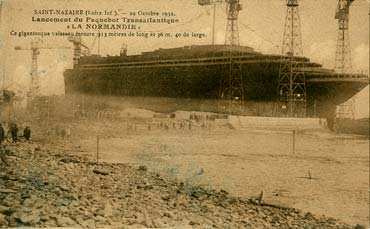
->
<box><xmin>198</xmin><ymin>0</ymin><xmax>244</xmax><ymax>114</ymax></box>
<box><xmin>68</xmin><ymin>36</ymin><xmax>91</xmax><ymax>68</ymax></box>
<box><xmin>335</xmin><ymin>0</ymin><xmax>355</xmax><ymax>74</ymax></box>
<box><xmin>68</xmin><ymin>33</ymin><xmax>101</xmax><ymax>68</ymax></box>
<box><xmin>277</xmin><ymin>0</ymin><xmax>306</xmax><ymax>117</ymax></box>
<box><xmin>198</xmin><ymin>0</ymin><xmax>242</xmax><ymax>46</ymax></box>
<box><xmin>335</xmin><ymin>0</ymin><xmax>356</xmax><ymax>119</ymax></box>
<box><xmin>14</xmin><ymin>41</ymin><xmax>70</xmax><ymax>98</ymax></box>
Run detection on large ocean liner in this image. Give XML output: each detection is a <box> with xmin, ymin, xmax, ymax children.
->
<box><xmin>63</xmin><ymin>44</ymin><xmax>368</xmax><ymax>117</ymax></box>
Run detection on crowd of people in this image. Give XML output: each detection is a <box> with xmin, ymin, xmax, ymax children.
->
<box><xmin>0</xmin><ymin>122</ymin><xmax>31</xmax><ymax>145</ymax></box>
<box><xmin>0</xmin><ymin>122</ymin><xmax>31</xmax><ymax>164</ymax></box>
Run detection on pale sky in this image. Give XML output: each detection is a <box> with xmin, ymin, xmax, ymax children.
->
<box><xmin>0</xmin><ymin>0</ymin><xmax>368</xmax><ymax>117</ymax></box>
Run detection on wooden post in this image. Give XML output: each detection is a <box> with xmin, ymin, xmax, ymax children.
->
<box><xmin>258</xmin><ymin>190</ymin><xmax>264</xmax><ymax>204</ymax></box>
<box><xmin>96</xmin><ymin>135</ymin><xmax>100</xmax><ymax>163</ymax></box>
<box><xmin>292</xmin><ymin>129</ymin><xmax>296</xmax><ymax>154</ymax></box>
<box><xmin>46</xmin><ymin>99</ymin><xmax>49</xmax><ymax>128</ymax></box>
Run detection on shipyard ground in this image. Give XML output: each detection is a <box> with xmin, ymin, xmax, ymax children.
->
<box><xmin>0</xmin><ymin>109</ymin><xmax>368</xmax><ymax>228</ymax></box>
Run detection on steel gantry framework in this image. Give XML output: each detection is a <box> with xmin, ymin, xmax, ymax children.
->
<box><xmin>334</xmin><ymin>0</ymin><xmax>356</xmax><ymax>119</ymax></box>
<box><xmin>334</xmin><ymin>0</ymin><xmax>354</xmax><ymax>74</ymax></box>
<box><xmin>277</xmin><ymin>0</ymin><xmax>306</xmax><ymax>117</ymax></box>
<box><xmin>14</xmin><ymin>41</ymin><xmax>70</xmax><ymax>98</ymax></box>
<box><xmin>224</xmin><ymin>0</ymin><xmax>242</xmax><ymax>46</ymax></box>
<box><xmin>198</xmin><ymin>0</ymin><xmax>242</xmax><ymax>46</ymax></box>
<box><xmin>198</xmin><ymin>0</ymin><xmax>244</xmax><ymax>114</ymax></box>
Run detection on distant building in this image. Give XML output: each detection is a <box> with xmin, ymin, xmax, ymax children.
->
<box><xmin>0</xmin><ymin>89</ymin><xmax>15</xmax><ymax>124</ymax></box>
<box><xmin>4</xmin><ymin>82</ymin><xmax>27</xmax><ymax>108</ymax></box>
<box><xmin>0</xmin><ymin>90</ymin><xmax>15</xmax><ymax>104</ymax></box>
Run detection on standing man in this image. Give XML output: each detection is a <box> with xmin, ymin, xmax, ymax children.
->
<box><xmin>0</xmin><ymin>123</ymin><xmax>7</xmax><ymax>165</ymax></box>
<box><xmin>9</xmin><ymin>123</ymin><xmax>18</xmax><ymax>143</ymax></box>
<box><xmin>0</xmin><ymin>123</ymin><xmax>5</xmax><ymax>146</ymax></box>
<box><xmin>23</xmin><ymin>126</ymin><xmax>31</xmax><ymax>141</ymax></box>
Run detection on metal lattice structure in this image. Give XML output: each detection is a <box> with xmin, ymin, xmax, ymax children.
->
<box><xmin>219</xmin><ymin>56</ymin><xmax>244</xmax><ymax>114</ymax></box>
<box><xmin>68</xmin><ymin>36</ymin><xmax>89</xmax><ymax>68</ymax></box>
<box><xmin>15</xmin><ymin>41</ymin><xmax>40</xmax><ymax>99</ymax></box>
<box><xmin>222</xmin><ymin>0</ymin><xmax>244</xmax><ymax>113</ymax></box>
<box><xmin>277</xmin><ymin>0</ymin><xmax>306</xmax><ymax>117</ymax></box>
<box><xmin>29</xmin><ymin>42</ymin><xmax>40</xmax><ymax>98</ymax></box>
<box><xmin>198</xmin><ymin>0</ymin><xmax>244</xmax><ymax>114</ymax></box>
<box><xmin>224</xmin><ymin>0</ymin><xmax>242</xmax><ymax>46</ymax></box>
<box><xmin>335</xmin><ymin>0</ymin><xmax>355</xmax><ymax>119</ymax></box>
<box><xmin>334</xmin><ymin>0</ymin><xmax>354</xmax><ymax>74</ymax></box>
<box><xmin>336</xmin><ymin>98</ymin><xmax>355</xmax><ymax>119</ymax></box>
<box><xmin>14</xmin><ymin>41</ymin><xmax>70</xmax><ymax>98</ymax></box>
<box><xmin>198</xmin><ymin>0</ymin><xmax>242</xmax><ymax>46</ymax></box>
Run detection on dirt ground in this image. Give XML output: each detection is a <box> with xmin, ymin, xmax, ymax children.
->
<box><xmin>75</xmin><ymin>122</ymin><xmax>369</xmax><ymax>227</ymax></box>
<box><xmin>0</xmin><ymin>135</ymin><xmax>357</xmax><ymax>228</ymax></box>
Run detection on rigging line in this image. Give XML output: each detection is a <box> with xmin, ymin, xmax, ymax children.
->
<box><xmin>140</xmin><ymin>8</ymin><xmax>212</xmax><ymax>33</ymax></box>
<box><xmin>240</xmin><ymin>22</ymin><xmax>278</xmax><ymax>47</ymax></box>
<box><xmin>239</xmin><ymin>22</ymin><xmax>280</xmax><ymax>48</ymax></box>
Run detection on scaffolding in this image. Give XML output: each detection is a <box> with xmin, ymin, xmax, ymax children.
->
<box><xmin>277</xmin><ymin>0</ymin><xmax>306</xmax><ymax>117</ymax></box>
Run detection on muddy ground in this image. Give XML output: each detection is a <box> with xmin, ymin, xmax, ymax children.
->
<box><xmin>81</xmin><ymin>129</ymin><xmax>369</xmax><ymax>225</ymax></box>
<box><xmin>0</xmin><ymin>108</ymin><xmax>368</xmax><ymax>228</ymax></box>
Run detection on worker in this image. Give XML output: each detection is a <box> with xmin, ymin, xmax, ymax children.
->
<box><xmin>9</xmin><ymin>123</ymin><xmax>18</xmax><ymax>143</ymax></box>
<box><xmin>23</xmin><ymin>126</ymin><xmax>31</xmax><ymax>141</ymax></box>
<box><xmin>0</xmin><ymin>144</ymin><xmax>7</xmax><ymax>165</ymax></box>
<box><xmin>0</xmin><ymin>123</ymin><xmax>5</xmax><ymax>145</ymax></box>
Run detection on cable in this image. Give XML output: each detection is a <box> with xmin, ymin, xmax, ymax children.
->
<box><xmin>239</xmin><ymin>22</ymin><xmax>280</xmax><ymax>49</ymax></box>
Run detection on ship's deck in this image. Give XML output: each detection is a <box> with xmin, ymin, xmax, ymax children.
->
<box><xmin>307</xmin><ymin>72</ymin><xmax>369</xmax><ymax>83</ymax></box>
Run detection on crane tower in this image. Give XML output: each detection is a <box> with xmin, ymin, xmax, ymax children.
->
<box><xmin>198</xmin><ymin>0</ymin><xmax>244</xmax><ymax>114</ymax></box>
<box><xmin>68</xmin><ymin>33</ymin><xmax>101</xmax><ymax>68</ymax></box>
<box><xmin>198</xmin><ymin>0</ymin><xmax>242</xmax><ymax>46</ymax></box>
<box><xmin>334</xmin><ymin>0</ymin><xmax>354</xmax><ymax>74</ymax></box>
<box><xmin>225</xmin><ymin>0</ymin><xmax>242</xmax><ymax>46</ymax></box>
<box><xmin>335</xmin><ymin>0</ymin><xmax>356</xmax><ymax>119</ymax></box>
<box><xmin>277</xmin><ymin>0</ymin><xmax>306</xmax><ymax>117</ymax></box>
<box><xmin>14</xmin><ymin>41</ymin><xmax>70</xmax><ymax>98</ymax></box>
<box><xmin>68</xmin><ymin>36</ymin><xmax>90</xmax><ymax>68</ymax></box>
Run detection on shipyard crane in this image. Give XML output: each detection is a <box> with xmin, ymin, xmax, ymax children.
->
<box><xmin>198</xmin><ymin>0</ymin><xmax>242</xmax><ymax>46</ymax></box>
<box><xmin>334</xmin><ymin>0</ymin><xmax>354</xmax><ymax>74</ymax></box>
<box><xmin>198</xmin><ymin>0</ymin><xmax>244</xmax><ymax>114</ymax></box>
<box><xmin>277</xmin><ymin>0</ymin><xmax>306</xmax><ymax>117</ymax></box>
<box><xmin>68</xmin><ymin>33</ymin><xmax>101</xmax><ymax>68</ymax></box>
<box><xmin>68</xmin><ymin>36</ymin><xmax>91</xmax><ymax>68</ymax></box>
<box><xmin>14</xmin><ymin>41</ymin><xmax>70</xmax><ymax>98</ymax></box>
<box><xmin>334</xmin><ymin>0</ymin><xmax>356</xmax><ymax>119</ymax></box>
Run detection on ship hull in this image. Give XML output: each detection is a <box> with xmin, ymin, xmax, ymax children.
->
<box><xmin>64</xmin><ymin>45</ymin><xmax>368</xmax><ymax>118</ymax></box>
<box><xmin>64</xmin><ymin>65</ymin><xmax>366</xmax><ymax>118</ymax></box>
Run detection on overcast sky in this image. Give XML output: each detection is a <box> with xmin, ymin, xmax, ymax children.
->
<box><xmin>0</xmin><ymin>0</ymin><xmax>368</xmax><ymax>116</ymax></box>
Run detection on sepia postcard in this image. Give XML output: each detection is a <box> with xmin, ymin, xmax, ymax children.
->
<box><xmin>0</xmin><ymin>0</ymin><xmax>368</xmax><ymax>228</ymax></box>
